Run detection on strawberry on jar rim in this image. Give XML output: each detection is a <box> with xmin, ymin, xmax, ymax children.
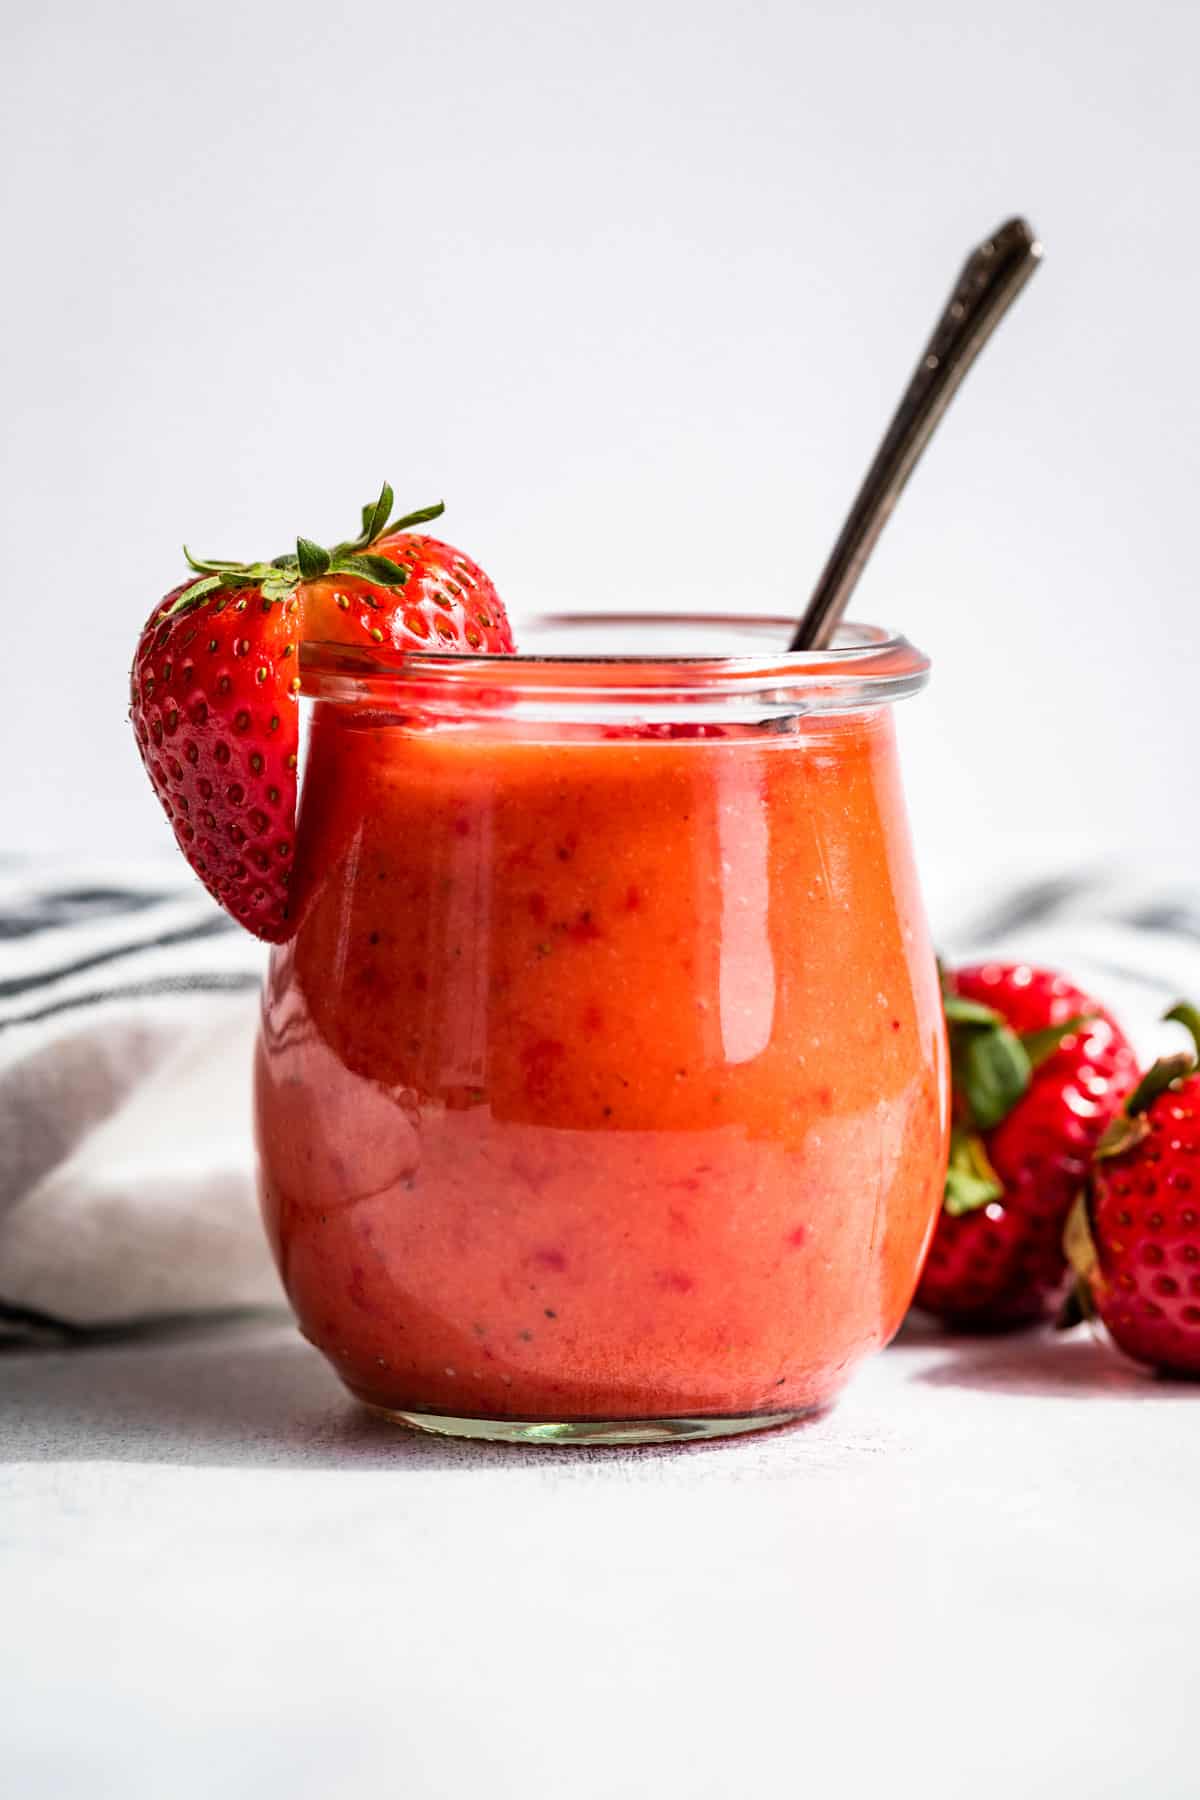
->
<box><xmin>129</xmin><ymin>484</ymin><xmax>513</xmax><ymax>942</ymax></box>
<box><xmin>1063</xmin><ymin>1001</ymin><xmax>1200</xmax><ymax>1376</ymax></box>
<box><xmin>915</xmin><ymin>962</ymin><xmax>1139</xmax><ymax>1329</ymax></box>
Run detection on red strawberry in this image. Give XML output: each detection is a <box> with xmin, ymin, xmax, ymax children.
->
<box><xmin>915</xmin><ymin>963</ymin><xmax>1138</xmax><ymax>1328</ymax></box>
<box><xmin>130</xmin><ymin>484</ymin><xmax>513</xmax><ymax>942</ymax></box>
<box><xmin>1063</xmin><ymin>1003</ymin><xmax>1200</xmax><ymax>1376</ymax></box>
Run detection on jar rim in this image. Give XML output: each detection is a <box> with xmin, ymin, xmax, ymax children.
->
<box><xmin>301</xmin><ymin>613</ymin><xmax>930</xmax><ymax>722</ymax></box>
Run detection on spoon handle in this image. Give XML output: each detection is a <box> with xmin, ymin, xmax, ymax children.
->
<box><xmin>790</xmin><ymin>216</ymin><xmax>1043</xmax><ymax>652</ymax></box>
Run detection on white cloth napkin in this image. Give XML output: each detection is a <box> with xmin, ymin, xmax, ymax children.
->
<box><xmin>4</xmin><ymin>854</ymin><xmax>1200</xmax><ymax>1343</ymax></box>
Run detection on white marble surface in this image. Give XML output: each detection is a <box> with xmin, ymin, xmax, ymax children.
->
<box><xmin>3</xmin><ymin>1314</ymin><xmax>1195</xmax><ymax>1799</ymax></box>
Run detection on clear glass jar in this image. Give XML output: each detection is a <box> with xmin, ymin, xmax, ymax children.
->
<box><xmin>254</xmin><ymin>616</ymin><xmax>948</xmax><ymax>1444</ymax></box>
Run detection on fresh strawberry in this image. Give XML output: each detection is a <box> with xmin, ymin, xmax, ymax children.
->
<box><xmin>1063</xmin><ymin>1003</ymin><xmax>1200</xmax><ymax>1376</ymax></box>
<box><xmin>916</xmin><ymin>963</ymin><xmax>1138</xmax><ymax>1328</ymax></box>
<box><xmin>130</xmin><ymin>484</ymin><xmax>513</xmax><ymax>941</ymax></box>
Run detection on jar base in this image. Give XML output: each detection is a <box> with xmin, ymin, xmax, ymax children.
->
<box><xmin>360</xmin><ymin>1402</ymin><xmax>815</xmax><ymax>1446</ymax></box>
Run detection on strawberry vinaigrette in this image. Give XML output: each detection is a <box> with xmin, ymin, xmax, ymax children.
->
<box><xmin>254</xmin><ymin>616</ymin><xmax>949</xmax><ymax>1442</ymax></box>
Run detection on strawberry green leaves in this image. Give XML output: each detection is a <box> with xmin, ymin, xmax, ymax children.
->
<box><xmin>333</xmin><ymin>554</ymin><xmax>408</xmax><ymax>587</ymax></box>
<box><xmin>945</xmin><ymin>992</ymin><xmax>1039</xmax><ymax>1133</ymax></box>
<box><xmin>166</xmin><ymin>560</ymin><xmax>270</xmax><ymax>617</ymax></box>
<box><xmin>332</xmin><ymin>484</ymin><xmax>444</xmax><ymax>558</ymax></box>
<box><xmin>164</xmin><ymin>573</ymin><xmax>224</xmax><ymax>612</ymax></box>
<box><xmin>1120</xmin><ymin>1053</ymin><xmax>1193</xmax><ymax>1124</ymax></box>
<box><xmin>944</xmin><ymin>1125</ymin><xmax>1004</xmax><ymax>1216</ymax></box>
<box><xmin>940</xmin><ymin>982</ymin><xmax>1098</xmax><ymax>1216</ymax></box>
<box><xmin>941</xmin><ymin>994</ymin><xmax>1001</xmax><ymax>1029</ymax></box>
<box><xmin>940</xmin><ymin>992</ymin><xmax>1027</xmax><ymax>1215</ymax></box>
<box><xmin>1165</xmin><ymin>1000</ymin><xmax>1200</xmax><ymax>1064</ymax></box>
<box><xmin>297</xmin><ymin>538</ymin><xmax>409</xmax><ymax>590</ymax></box>
<box><xmin>1118</xmin><ymin>1003</ymin><xmax>1200</xmax><ymax>1120</ymax></box>
<box><xmin>1021</xmin><ymin>1014</ymin><xmax>1093</xmax><ymax>1071</ymax></box>
<box><xmin>1093</xmin><ymin>1000</ymin><xmax>1200</xmax><ymax>1162</ymax></box>
<box><xmin>354</xmin><ymin>482</ymin><xmax>396</xmax><ymax>550</ymax></box>
<box><xmin>165</xmin><ymin>483</ymin><xmax>443</xmax><ymax>619</ymax></box>
<box><xmin>260</xmin><ymin>566</ymin><xmax>299</xmax><ymax>603</ymax></box>
<box><xmin>296</xmin><ymin>538</ymin><xmax>332</xmax><ymax>579</ymax></box>
<box><xmin>1058</xmin><ymin>1191</ymin><xmax>1102</xmax><ymax>1325</ymax></box>
<box><xmin>944</xmin><ymin>991</ymin><xmax>1095</xmax><ymax>1135</ymax></box>
<box><xmin>182</xmin><ymin>550</ymin><xmax>251</xmax><ymax>573</ymax></box>
<box><xmin>1093</xmin><ymin>1109</ymin><xmax>1154</xmax><ymax>1162</ymax></box>
<box><xmin>382</xmin><ymin>501</ymin><xmax>446</xmax><ymax>534</ymax></box>
<box><xmin>949</xmin><ymin>1002</ymin><xmax>1032</xmax><ymax>1133</ymax></box>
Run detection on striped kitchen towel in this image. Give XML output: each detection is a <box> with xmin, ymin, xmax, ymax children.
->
<box><xmin>0</xmin><ymin>862</ymin><xmax>274</xmax><ymax>1343</ymax></box>
<box><xmin>3</xmin><ymin>854</ymin><xmax>1200</xmax><ymax>1345</ymax></box>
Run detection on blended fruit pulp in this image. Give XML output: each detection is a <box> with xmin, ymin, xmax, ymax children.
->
<box><xmin>255</xmin><ymin>700</ymin><xmax>948</xmax><ymax>1423</ymax></box>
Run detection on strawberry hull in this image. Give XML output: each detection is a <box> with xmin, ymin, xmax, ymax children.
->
<box><xmin>916</xmin><ymin>965</ymin><xmax>1139</xmax><ymax>1329</ymax></box>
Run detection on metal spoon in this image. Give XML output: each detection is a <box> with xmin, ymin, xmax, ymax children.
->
<box><xmin>790</xmin><ymin>216</ymin><xmax>1043</xmax><ymax>652</ymax></box>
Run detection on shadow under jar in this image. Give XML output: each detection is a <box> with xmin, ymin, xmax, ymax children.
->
<box><xmin>254</xmin><ymin>615</ymin><xmax>949</xmax><ymax>1445</ymax></box>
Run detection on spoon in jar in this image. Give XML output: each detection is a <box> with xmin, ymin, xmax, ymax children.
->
<box><xmin>790</xmin><ymin>216</ymin><xmax>1043</xmax><ymax>653</ymax></box>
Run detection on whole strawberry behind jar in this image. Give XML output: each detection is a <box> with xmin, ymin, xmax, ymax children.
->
<box><xmin>1062</xmin><ymin>1002</ymin><xmax>1200</xmax><ymax>1377</ymax></box>
<box><xmin>915</xmin><ymin>962</ymin><xmax>1139</xmax><ymax>1329</ymax></box>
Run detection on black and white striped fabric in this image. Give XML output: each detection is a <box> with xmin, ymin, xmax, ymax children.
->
<box><xmin>0</xmin><ymin>863</ymin><xmax>274</xmax><ymax>1344</ymax></box>
<box><xmin>2</xmin><ymin>855</ymin><xmax>1199</xmax><ymax>1346</ymax></box>
<box><xmin>0</xmin><ymin>863</ymin><xmax>262</xmax><ymax>1033</ymax></box>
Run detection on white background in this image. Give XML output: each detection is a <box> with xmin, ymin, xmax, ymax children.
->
<box><xmin>3</xmin><ymin>0</ymin><xmax>1198</xmax><ymax>878</ymax></box>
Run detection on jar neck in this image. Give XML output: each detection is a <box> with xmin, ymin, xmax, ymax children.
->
<box><xmin>299</xmin><ymin>614</ymin><xmax>930</xmax><ymax>728</ymax></box>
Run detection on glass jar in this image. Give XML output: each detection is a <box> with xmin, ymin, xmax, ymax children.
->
<box><xmin>254</xmin><ymin>615</ymin><xmax>948</xmax><ymax>1444</ymax></box>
